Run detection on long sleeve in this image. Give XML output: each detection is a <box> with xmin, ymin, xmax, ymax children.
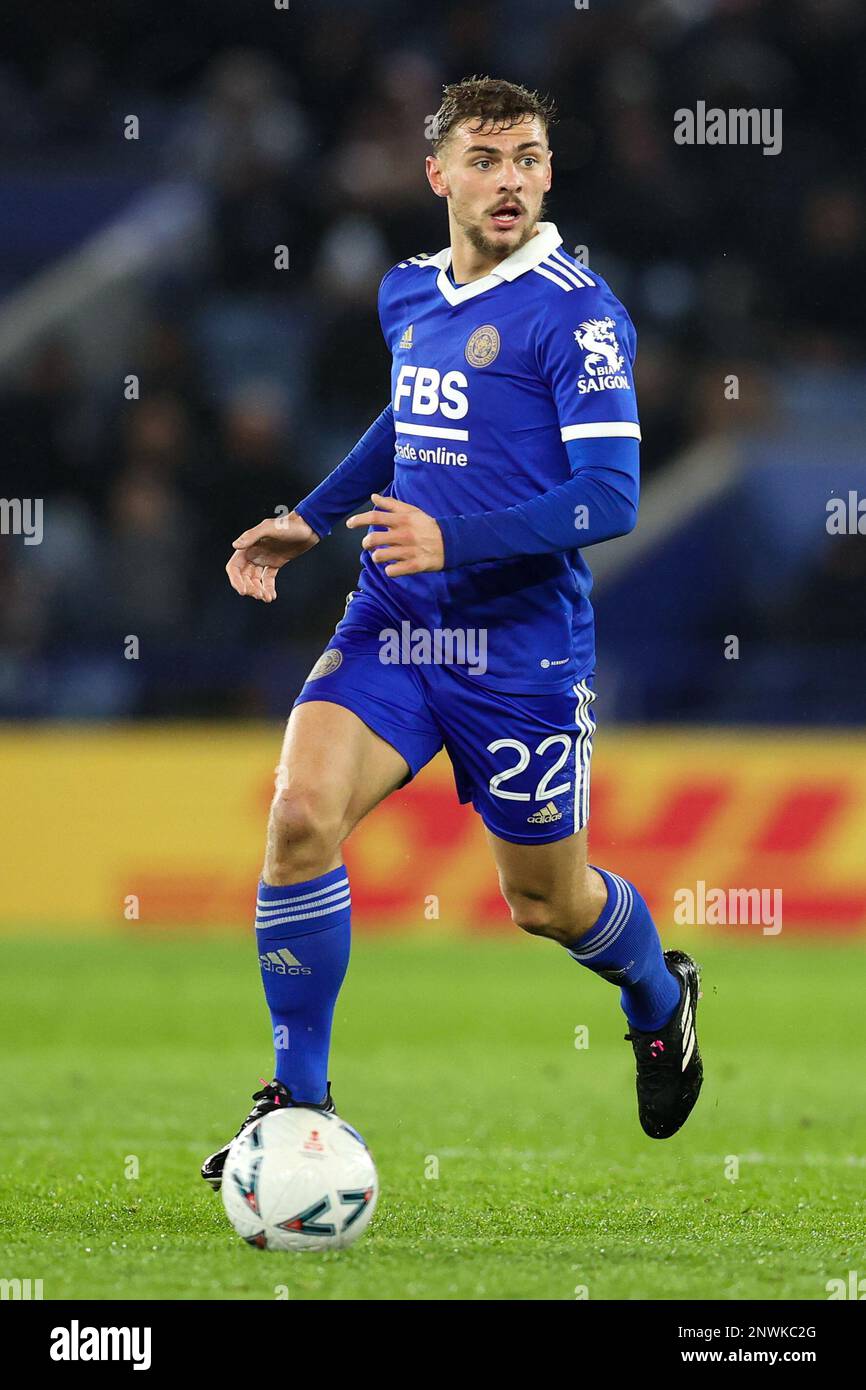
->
<box><xmin>294</xmin><ymin>405</ymin><xmax>396</xmax><ymax>538</ymax></box>
<box><xmin>438</xmin><ymin>436</ymin><xmax>639</xmax><ymax>568</ymax></box>
<box><xmin>439</xmin><ymin>264</ymin><xmax>642</xmax><ymax>569</ymax></box>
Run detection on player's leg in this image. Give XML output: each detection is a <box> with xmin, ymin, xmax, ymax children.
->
<box><xmin>440</xmin><ymin>671</ymin><xmax>702</xmax><ymax>1138</ymax></box>
<box><xmin>202</xmin><ymin>700</ymin><xmax>410</xmax><ymax>1187</ymax></box>
<box><xmin>254</xmin><ymin>596</ymin><xmax>442</xmax><ymax>1099</ymax></box>
<box><xmin>264</xmin><ymin>696</ymin><xmax>411</xmax><ymax>886</ymax></box>
<box><xmin>487</xmin><ymin>821</ymin><xmax>702</xmax><ymax>1138</ymax></box>
<box><xmin>487</xmin><ymin>824</ymin><xmax>681</xmax><ymax>1034</ymax></box>
<box><xmin>253</xmin><ymin>696</ymin><xmax>412</xmax><ymax>1093</ymax></box>
<box><xmin>482</xmin><ymin>822</ymin><xmax>605</xmax><ymax>940</ymax></box>
<box><xmin>203</xmin><ymin>603</ymin><xmax>443</xmax><ymax>1186</ymax></box>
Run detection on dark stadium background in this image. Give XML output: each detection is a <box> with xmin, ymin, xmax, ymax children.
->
<box><xmin>1</xmin><ymin>0</ymin><xmax>864</xmax><ymax>721</ymax></box>
<box><xmin>1</xmin><ymin>0</ymin><xmax>865</xmax><ymax>1308</ymax></box>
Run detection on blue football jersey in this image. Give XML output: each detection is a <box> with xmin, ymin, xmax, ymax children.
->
<box><xmin>357</xmin><ymin>222</ymin><xmax>641</xmax><ymax>693</ymax></box>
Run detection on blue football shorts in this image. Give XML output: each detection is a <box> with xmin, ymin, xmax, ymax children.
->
<box><xmin>293</xmin><ymin>590</ymin><xmax>597</xmax><ymax>844</ymax></box>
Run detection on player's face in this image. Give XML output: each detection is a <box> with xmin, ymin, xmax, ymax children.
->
<box><xmin>428</xmin><ymin>115</ymin><xmax>552</xmax><ymax>263</ymax></box>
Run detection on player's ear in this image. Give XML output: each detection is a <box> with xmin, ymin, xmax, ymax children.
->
<box><xmin>544</xmin><ymin>149</ymin><xmax>553</xmax><ymax>192</ymax></box>
<box><xmin>426</xmin><ymin>154</ymin><xmax>449</xmax><ymax>199</ymax></box>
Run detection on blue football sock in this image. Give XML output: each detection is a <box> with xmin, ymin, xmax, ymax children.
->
<box><xmin>565</xmin><ymin>867</ymin><xmax>680</xmax><ymax>1032</ymax></box>
<box><xmin>254</xmin><ymin>866</ymin><xmax>351</xmax><ymax>1102</ymax></box>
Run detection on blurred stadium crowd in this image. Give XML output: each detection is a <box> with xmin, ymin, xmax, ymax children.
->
<box><xmin>0</xmin><ymin>0</ymin><xmax>864</xmax><ymax>719</ymax></box>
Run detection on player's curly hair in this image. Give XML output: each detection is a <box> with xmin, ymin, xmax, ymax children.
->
<box><xmin>430</xmin><ymin>75</ymin><xmax>557</xmax><ymax>155</ymax></box>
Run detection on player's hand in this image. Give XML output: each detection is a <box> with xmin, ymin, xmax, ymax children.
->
<box><xmin>226</xmin><ymin>512</ymin><xmax>319</xmax><ymax>602</ymax></box>
<box><xmin>346</xmin><ymin>493</ymin><xmax>445</xmax><ymax>577</ymax></box>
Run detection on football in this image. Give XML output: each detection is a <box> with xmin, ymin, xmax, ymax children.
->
<box><xmin>221</xmin><ymin>1107</ymin><xmax>379</xmax><ymax>1252</ymax></box>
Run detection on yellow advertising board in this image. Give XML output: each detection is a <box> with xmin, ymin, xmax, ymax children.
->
<box><xmin>1</xmin><ymin>725</ymin><xmax>865</xmax><ymax>935</ymax></box>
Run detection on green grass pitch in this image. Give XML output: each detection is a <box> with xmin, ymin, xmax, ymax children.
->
<box><xmin>0</xmin><ymin>933</ymin><xmax>863</xmax><ymax>1300</ymax></box>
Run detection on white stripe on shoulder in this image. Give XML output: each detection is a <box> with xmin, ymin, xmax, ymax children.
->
<box><xmin>532</xmin><ymin>264</ymin><xmax>573</xmax><ymax>292</ymax></box>
<box><xmin>549</xmin><ymin>248</ymin><xmax>597</xmax><ymax>286</ymax></box>
<box><xmin>548</xmin><ymin>250</ymin><xmax>597</xmax><ymax>289</ymax></box>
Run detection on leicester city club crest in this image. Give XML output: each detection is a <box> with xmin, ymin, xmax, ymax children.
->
<box><xmin>307</xmin><ymin>648</ymin><xmax>342</xmax><ymax>681</ymax></box>
<box><xmin>465</xmin><ymin>324</ymin><xmax>500</xmax><ymax>368</ymax></box>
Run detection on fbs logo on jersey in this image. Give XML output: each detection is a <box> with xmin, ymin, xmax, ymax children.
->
<box><xmin>399</xmin><ymin>324</ymin><xmax>414</xmax><ymax>350</ymax></box>
<box><xmin>574</xmin><ymin>317</ymin><xmax>629</xmax><ymax>394</ymax></box>
<box><xmin>527</xmin><ymin>801</ymin><xmax>563</xmax><ymax>825</ymax></box>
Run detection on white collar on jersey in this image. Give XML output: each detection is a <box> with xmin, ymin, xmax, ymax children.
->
<box><xmin>424</xmin><ymin>221</ymin><xmax>563</xmax><ymax>306</ymax></box>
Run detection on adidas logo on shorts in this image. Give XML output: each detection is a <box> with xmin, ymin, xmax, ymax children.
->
<box><xmin>527</xmin><ymin>801</ymin><xmax>563</xmax><ymax>825</ymax></box>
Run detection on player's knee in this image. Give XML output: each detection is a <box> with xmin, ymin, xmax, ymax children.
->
<box><xmin>503</xmin><ymin>879</ymin><xmax>600</xmax><ymax>944</ymax></box>
<box><xmin>505</xmin><ymin>888</ymin><xmax>558</xmax><ymax>939</ymax></box>
<box><xmin>268</xmin><ymin>786</ymin><xmax>342</xmax><ymax>865</ymax></box>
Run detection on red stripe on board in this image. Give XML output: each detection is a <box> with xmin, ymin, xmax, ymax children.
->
<box><xmin>777</xmin><ymin>893</ymin><xmax>866</xmax><ymax>927</ymax></box>
<box><xmin>755</xmin><ymin>786</ymin><xmax>851</xmax><ymax>854</ymax></box>
<box><xmin>591</xmin><ymin>780</ymin><xmax>730</xmax><ymax>853</ymax></box>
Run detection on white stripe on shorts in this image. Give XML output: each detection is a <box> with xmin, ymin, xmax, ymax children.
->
<box><xmin>573</xmin><ymin>680</ymin><xmax>597</xmax><ymax>833</ymax></box>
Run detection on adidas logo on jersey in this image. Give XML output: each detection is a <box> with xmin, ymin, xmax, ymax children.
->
<box><xmin>399</xmin><ymin>324</ymin><xmax>414</xmax><ymax>350</ymax></box>
<box><xmin>527</xmin><ymin>801</ymin><xmax>563</xmax><ymax>825</ymax></box>
<box><xmin>259</xmin><ymin>948</ymin><xmax>312</xmax><ymax>976</ymax></box>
